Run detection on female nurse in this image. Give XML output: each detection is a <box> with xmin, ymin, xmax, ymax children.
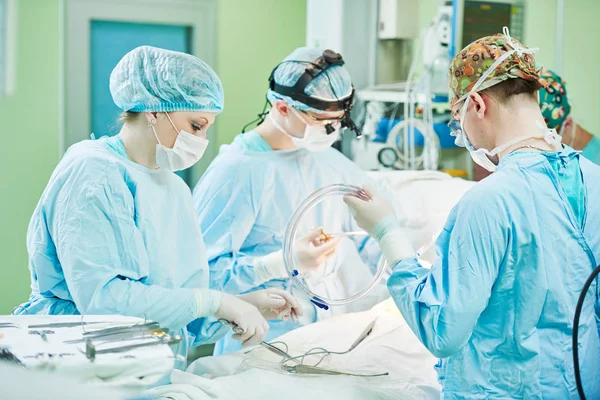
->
<box><xmin>14</xmin><ymin>46</ymin><xmax>301</xmax><ymax>358</ymax></box>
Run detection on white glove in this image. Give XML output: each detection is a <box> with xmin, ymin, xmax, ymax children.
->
<box><xmin>253</xmin><ymin>228</ymin><xmax>343</xmax><ymax>283</ymax></box>
<box><xmin>214</xmin><ymin>293</ymin><xmax>269</xmax><ymax>347</ymax></box>
<box><xmin>343</xmin><ymin>184</ymin><xmax>415</xmax><ymax>265</ymax></box>
<box><xmin>295</xmin><ymin>228</ymin><xmax>343</xmax><ymax>271</ymax></box>
<box><xmin>342</xmin><ymin>184</ymin><xmax>397</xmax><ymax>237</ymax></box>
<box><xmin>238</xmin><ymin>288</ymin><xmax>303</xmax><ymax>322</ymax></box>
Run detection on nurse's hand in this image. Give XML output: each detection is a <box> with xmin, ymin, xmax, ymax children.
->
<box><xmin>295</xmin><ymin>228</ymin><xmax>343</xmax><ymax>271</ymax></box>
<box><xmin>215</xmin><ymin>293</ymin><xmax>269</xmax><ymax>347</ymax></box>
<box><xmin>238</xmin><ymin>288</ymin><xmax>304</xmax><ymax>322</ymax></box>
<box><xmin>343</xmin><ymin>184</ymin><xmax>397</xmax><ymax>238</ymax></box>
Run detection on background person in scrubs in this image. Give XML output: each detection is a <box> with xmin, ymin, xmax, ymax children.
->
<box><xmin>539</xmin><ymin>69</ymin><xmax>600</xmax><ymax>164</ymax></box>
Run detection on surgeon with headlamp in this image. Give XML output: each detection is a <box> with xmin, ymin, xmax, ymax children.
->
<box><xmin>14</xmin><ymin>46</ymin><xmax>302</xmax><ymax>363</ymax></box>
<box><xmin>344</xmin><ymin>29</ymin><xmax>600</xmax><ymax>398</ymax></box>
<box><xmin>194</xmin><ymin>47</ymin><xmax>384</xmax><ymax>355</ymax></box>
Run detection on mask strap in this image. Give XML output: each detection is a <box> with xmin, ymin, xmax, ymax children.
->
<box><xmin>457</xmin><ymin>27</ymin><xmax>539</xmax><ymax>107</ymax></box>
<box><xmin>269</xmin><ymin>111</ymin><xmax>297</xmax><ymax>141</ymax></box>
<box><xmin>165</xmin><ymin>112</ymin><xmax>181</xmax><ymax>135</ymax></box>
<box><xmin>488</xmin><ymin>135</ymin><xmax>535</xmax><ymax>156</ymax></box>
<box><xmin>458</xmin><ymin>27</ymin><xmax>541</xmax><ymax>149</ymax></box>
<box><xmin>289</xmin><ymin>107</ymin><xmax>308</xmax><ymax>126</ymax></box>
<box><xmin>458</xmin><ymin>48</ymin><xmax>516</xmax><ymax>133</ymax></box>
<box><xmin>502</xmin><ymin>26</ymin><xmax>540</xmax><ymax>57</ymax></box>
<box><xmin>148</xmin><ymin>118</ymin><xmax>162</xmax><ymax>145</ymax></box>
<box><xmin>535</xmin><ymin>120</ymin><xmax>562</xmax><ymax>146</ymax></box>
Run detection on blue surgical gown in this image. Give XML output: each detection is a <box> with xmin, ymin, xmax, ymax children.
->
<box><xmin>193</xmin><ymin>131</ymin><xmax>384</xmax><ymax>355</ymax></box>
<box><xmin>15</xmin><ymin>135</ymin><xmax>227</xmax><ymax>356</ymax></box>
<box><xmin>387</xmin><ymin>146</ymin><xmax>600</xmax><ymax>399</ymax></box>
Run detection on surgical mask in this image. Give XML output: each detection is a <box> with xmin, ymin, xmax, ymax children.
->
<box><xmin>150</xmin><ymin>113</ymin><xmax>209</xmax><ymax>172</ymax></box>
<box><xmin>460</xmin><ymin>122</ymin><xmax>559</xmax><ymax>172</ymax></box>
<box><xmin>269</xmin><ymin>109</ymin><xmax>339</xmax><ymax>152</ymax></box>
<box><xmin>454</xmin><ymin>27</ymin><xmax>560</xmax><ymax>172</ymax></box>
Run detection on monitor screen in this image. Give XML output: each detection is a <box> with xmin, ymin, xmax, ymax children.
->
<box><xmin>461</xmin><ymin>1</ymin><xmax>512</xmax><ymax>48</ymax></box>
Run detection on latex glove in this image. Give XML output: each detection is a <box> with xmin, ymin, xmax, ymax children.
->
<box><xmin>214</xmin><ymin>293</ymin><xmax>269</xmax><ymax>347</ymax></box>
<box><xmin>238</xmin><ymin>288</ymin><xmax>304</xmax><ymax>322</ymax></box>
<box><xmin>295</xmin><ymin>228</ymin><xmax>343</xmax><ymax>271</ymax></box>
<box><xmin>342</xmin><ymin>184</ymin><xmax>397</xmax><ymax>238</ymax></box>
<box><xmin>344</xmin><ymin>184</ymin><xmax>415</xmax><ymax>265</ymax></box>
<box><xmin>253</xmin><ymin>228</ymin><xmax>342</xmax><ymax>283</ymax></box>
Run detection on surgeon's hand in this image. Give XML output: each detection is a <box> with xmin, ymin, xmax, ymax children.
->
<box><xmin>344</xmin><ymin>184</ymin><xmax>415</xmax><ymax>265</ymax></box>
<box><xmin>215</xmin><ymin>293</ymin><xmax>269</xmax><ymax>347</ymax></box>
<box><xmin>343</xmin><ymin>184</ymin><xmax>397</xmax><ymax>238</ymax></box>
<box><xmin>238</xmin><ymin>288</ymin><xmax>303</xmax><ymax>322</ymax></box>
<box><xmin>296</xmin><ymin>228</ymin><xmax>343</xmax><ymax>271</ymax></box>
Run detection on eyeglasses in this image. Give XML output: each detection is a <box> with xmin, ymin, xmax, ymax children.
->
<box><xmin>448</xmin><ymin>119</ymin><xmax>462</xmax><ymax>137</ymax></box>
<box><xmin>295</xmin><ymin>108</ymin><xmax>344</xmax><ymax>125</ymax></box>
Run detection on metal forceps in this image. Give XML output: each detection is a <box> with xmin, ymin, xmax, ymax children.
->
<box><xmin>84</xmin><ymin>334</ymin><xmax>182</xmax><ymax>362</ymax></box>
<box><xmin>282</xmin><ymin>364</ymin><xmax>388</xmax><ymax>377</ymax></box>
<box><xmin>0</xmin><ymin>322</ymin><xmax>20</xmax><ymax>329</ymax></box>
<box><xmin>28</xmin><ymin>321</ymin><xmax>109</xmax><ymax>329</ymax></box>
<box><xmin>277</xmin><ymin>317</ymin><xmax>378</xmax><ymax>367</ymax></box>
<box><xmin>218</xmin><ymin>319</ymin><xmax>296</xmax><ymax>361</ymax></box>
<box><xmin>81</xmin><ymin>321</ymin><xmax>160</xmax><ymax>338</ymax></box>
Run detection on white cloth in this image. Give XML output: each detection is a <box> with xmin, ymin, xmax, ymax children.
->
<box><xmin>0</xmin><ymin>364</ymin><xmax>127</xmax><ymax>400</ymax></box>
<box><xmin>0</xmin><ymin>315</ymin><xmax>175</xmax><ymax>394</ymax></box>
<box><xmin>366</xmin><ymin>170</ymin><xmax>475</xmax><ymax>262</ymax></box>
<box><xmin>146</xmin><ymin>311</ymin><xmax>441</xmax><ymax>400</ymax></box>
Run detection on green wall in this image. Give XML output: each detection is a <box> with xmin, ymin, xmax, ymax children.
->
<box><xmin>562</xmin><ymin>0</ymin><xmax>600</xmax><ymax>135</ymax></box>
<box><xmin>216</xmin><ymin>0</ymin><xmax>307</xmax><ymax>147</ymax></box>
<box><xmin>0</xmin><ymin>0</ymin><xmax>61</xmax><ymax>312</ymax></box>
<box><xmin>0</xmin><ymin>0</ymin><xmax>307</xmax><ymax>312</ymax></box>
<box><xmin>525</xmin><ymin>0</ymin><xmax>599</xmax><ymax>135</ymax></box>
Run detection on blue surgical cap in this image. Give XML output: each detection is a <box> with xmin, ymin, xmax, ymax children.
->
<box><xmin>267</xmin><ymin>47</ymin><xmax>353</xmax><ymax>115</ymax></box>
<box><xmin>110</xmin><ymin>46</ymin><xmax>224</xmax><ymax>113</ymax></box>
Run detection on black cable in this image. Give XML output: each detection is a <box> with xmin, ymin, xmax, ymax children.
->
<box><xmin>573</xmin><ymin>263</ymin><xmax>600</xmax><ymax>400</ymax></box>
<box><xmin>241</xmin><ymin>99</ymin><xmax>270</xmax><ymax>133</ymax></box>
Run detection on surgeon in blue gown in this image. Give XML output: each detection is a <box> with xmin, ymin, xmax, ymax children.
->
<box><xmin>193</xmin><ymin>47</ymin><xmax>387</xmax><ymax>355</ymax></box>
<box><xmin>14</xmin><ymin>46</ymin><xmax>301</xmax><ymax>364</ymax></box>
<box><xmin>345</xmin><ymin>31</ymin><xmax>600</xmax><ymax>399</ymax></box>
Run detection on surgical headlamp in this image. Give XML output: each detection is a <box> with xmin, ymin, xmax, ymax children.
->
<box><xmin>268</xmin><ymin>50</ymin><xmax>362</xmax><ymax>138</ymax></box>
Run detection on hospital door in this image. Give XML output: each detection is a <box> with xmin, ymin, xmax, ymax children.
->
<box><xmin>90</xmin><ymin>21</ymin><xmax>192</xmax><ymax>183</ymax></box>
